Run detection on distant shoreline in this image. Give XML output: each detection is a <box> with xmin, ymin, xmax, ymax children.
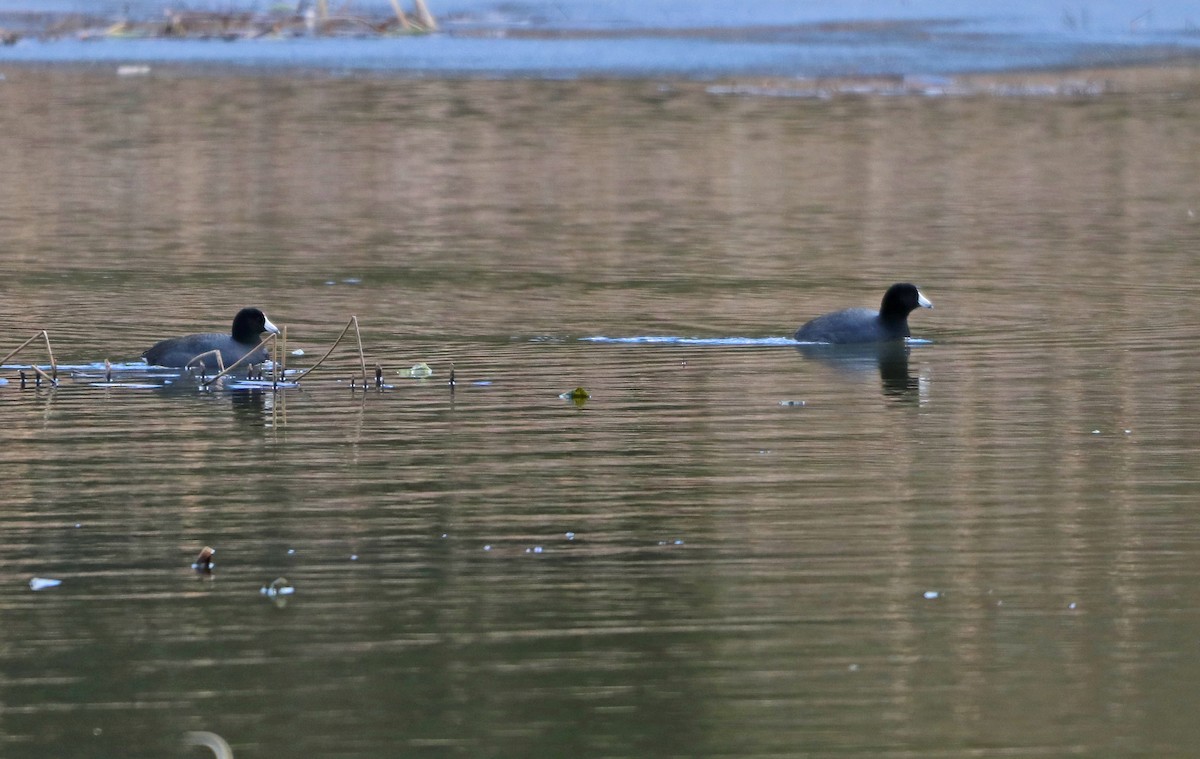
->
<box><xmin>1</xmin><ymin>7</ymin><xmax>1199</xmax><ymax>82</ymax></box>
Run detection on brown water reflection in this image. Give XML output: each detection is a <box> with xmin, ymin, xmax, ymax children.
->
<box><xmin>2</xmin><ymin>69</ymin><xmax>1200</xmax><ymax>758</ymax></box>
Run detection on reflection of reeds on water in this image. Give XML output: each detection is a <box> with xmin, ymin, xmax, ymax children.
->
<box><xmin>2</xmin><ymin>330</ymin><xmax>59</xmax><ymax>385</ymax></box>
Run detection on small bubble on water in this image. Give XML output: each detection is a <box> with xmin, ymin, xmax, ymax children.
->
<box><xmin>923</xmin><ymin>591</ymin><xmax>940</xmax><ymax>600</ymax></box>
<box><xmin>350</xmin><ymin>554</ymin><xmax>358</xmax><ymax>561</ymax></box>
<box><xmin>287</xmin><ymin>549</ymin><xmax>296</xmax><ymax>555</ymax></box>
<box><xmin>565</xmin><ymin>532</ymin><xmax>575</xmax><ymax>540</ymax></box>
<box><xmin>1091</xmin><ymin>430</ymin><xmax>1101</xmax><ymax>434</ymax></box>
<box><xmin>1068</xmin><ymin>602</ymin><xmax>1077</xmax><ymax>610</ymax></box>
<box><xmin>483</xmin><ymin>545</ymin><xmax>492</xmax><ymax>551</ymax></box>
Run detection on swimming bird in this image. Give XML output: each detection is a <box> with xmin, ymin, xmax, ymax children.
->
<box><xmin>143</xmin><ymin>307</ymin><xmax>280</xmax><ymax>370</ymax></box>
<box><xmin>794</xmin><ymin>283</ymin><xmax>932</xmax><ymax>344</ymax></box>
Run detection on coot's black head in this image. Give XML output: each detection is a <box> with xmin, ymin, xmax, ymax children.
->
<box><xmin>879</xmin><ymin>283</ymin><xmax>933</xmax><ymax>322</ymax></box>
<box><xmin>230</xmin><ymin>307</ymin><xmax>280</xmax><ymax>343</ymax></box>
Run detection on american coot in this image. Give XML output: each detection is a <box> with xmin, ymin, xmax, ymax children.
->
<box><xmin>143</xmin><ymin>307</ymin><xmax>280</xmax><ymax>369</ymax></box>
<box><xmin>794</xmin><ymin>283</ymin><xmax>932</xmax><ymax>344</ymax></box>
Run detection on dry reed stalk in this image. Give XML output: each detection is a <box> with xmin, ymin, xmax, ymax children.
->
<box><xmin>351</xmin><ymin>316</ymin><xmax>367</xmax><ymax>386</ymax></box>
<box><xmin>186</xmin><ymin>349</ymin><xmax>226</xmax><ymax>374</ymax></box>
<box><xmin>200</xmin><ymin>333</ymin><xmax>277</xmax><ymax>387</ymax></box>
<box><xmin>2</xmin><ymin>330</ymin><xmax>59</xmax><ymax>384</ymax></box>
<box><xmin>0</xmin><ymin>332</ymin><xmax>40</xmax><ymax>365</ymax></box>
<box><xmin>413</xmin><ymin>0</ymin><xmax>437</xmax><ymax>30</ymax></box>
<box><xmin>26</xmin><ymin>364</ymin><xmax>56</xmax><ymax>384</ymax></box>
<box><xmin>281</xmin><ymin>324</ymin><xmax>288</xmax><ymax>379</ymax></box>
<box><xmin>40</xmin><ymin>330</ymin><xmax>58</xmax><ymax>379</ymax></box>
<box><xmin>293</xmin><ymin>316</ymin><xmax>368</xmax><ymax>385</ymax></box>
<box><xmin>388</xmin><ymin>0</ymin><xmax>412</xmax><ymax>29</ymax></box>
<box><xmin>270</xmin><ymin>326</ymin><xmax>278</xmax><ymax>382</ymax></box>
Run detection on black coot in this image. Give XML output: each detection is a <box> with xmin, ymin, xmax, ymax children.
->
<box><xmin>794</xmin><ymin>283</ymin><xmax>932</xmax><ymax>344</ymax></box>
<box><xmin>143</xmin><ymin>307</ymin><xmax>280</xmax><ymax>369</ymax></box>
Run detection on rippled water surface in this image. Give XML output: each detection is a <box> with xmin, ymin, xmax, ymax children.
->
<box><xmin>4</xmin><ymin>70</ymin><xmax>1200</xmax><ymax>758</ymax></box>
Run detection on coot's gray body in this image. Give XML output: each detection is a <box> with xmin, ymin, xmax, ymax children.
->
<box><xmin>794</xmin><ymin>283</ymin><xmax>932</xmax><ymax>344</ymax></box>
<box><xmin>143</xmin><ymin>307</ymin><xmax>279</xmax><ymax>370</ymax></box>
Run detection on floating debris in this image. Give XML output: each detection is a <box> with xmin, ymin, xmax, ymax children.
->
<box><xmin>779</xmin><ymin>400</ymin><xmax>806</xmax><ymax>407</ymax></box>
<box><xmin>400</xmin><ymin>362</ymin><xmax>433</xmax><ymax>378</ymax></box>
<box><xmin>183</xmin><ymin>731</ymin><xmax>233</xmax><ymax>759</ymax></box>
<box><xmin>192</xmin><ymin>546</ymin><xmax>215</xmax><ymax>573</ymax></box>
<box><xmin>30</xmin><ymin>577</ymin><xmax>62</xmax><ymax>591</ymax></box>
<box><xmin>261</xmin><ymin>577</ymin><xmax>295</xmax><ymax>598</ymax></box>
<box><xmin>922</xmin><ymin>590</ymin><xmax>941</xmax><ymax>600</ymax></box>
<box><xmin>291</xmin><ymin>348</ymin><xmax>305</xmax><ymax>356</ymax></box>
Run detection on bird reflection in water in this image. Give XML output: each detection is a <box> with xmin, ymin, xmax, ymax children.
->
<box><xmin>795</xmin><ymin>341</ymin><xmax>921</xmax><ymax>400</ymax></box>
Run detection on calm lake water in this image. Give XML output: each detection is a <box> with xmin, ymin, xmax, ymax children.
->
<box><xmin>3</xmin><ymin>68</ymin><xmax>1200</xmax><ymax>758</ymax></box>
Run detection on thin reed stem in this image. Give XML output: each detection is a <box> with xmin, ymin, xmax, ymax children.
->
<box><xmin>2</xmin><ymin>331</ymin><xmax>59</xmax><ymax>385</ymax></box>
<box><xmin>293</xmin><ymin>316</ymin><xmax>365</xmax><ymax>384</ymax></box>
<box><xmin>351</xmin><ymin>316</ymin><xmax>368</xmax><ymax>386</ymax></box>
<box><xmin>388</xmin><ymin>0</ymin><xmax>411</xmax><ymax>29</ymax></box>
<box><xmin>0</xmin><ymin>332</ymin><xmax>42</xmax><ymax>365</ymax></box>
<box><xmin>200</xmin><ymin>333</ymin><xmax>277</xmax><ymax>387</ymax></box>
<box><xmin>41</xmin><ymin>330</ymin><xmax>57</xmax><ymax>378</ymax></box>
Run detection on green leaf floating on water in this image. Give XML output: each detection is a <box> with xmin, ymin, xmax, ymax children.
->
<box><xmin>399</xmin><ymin>362</ymin><xmax>433</xmax><ymax>378</ymax></box>
<box><xmin>559</xmin><ymin>387</ymin><xmax>590</xmax><ymax>400</ymax></box>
